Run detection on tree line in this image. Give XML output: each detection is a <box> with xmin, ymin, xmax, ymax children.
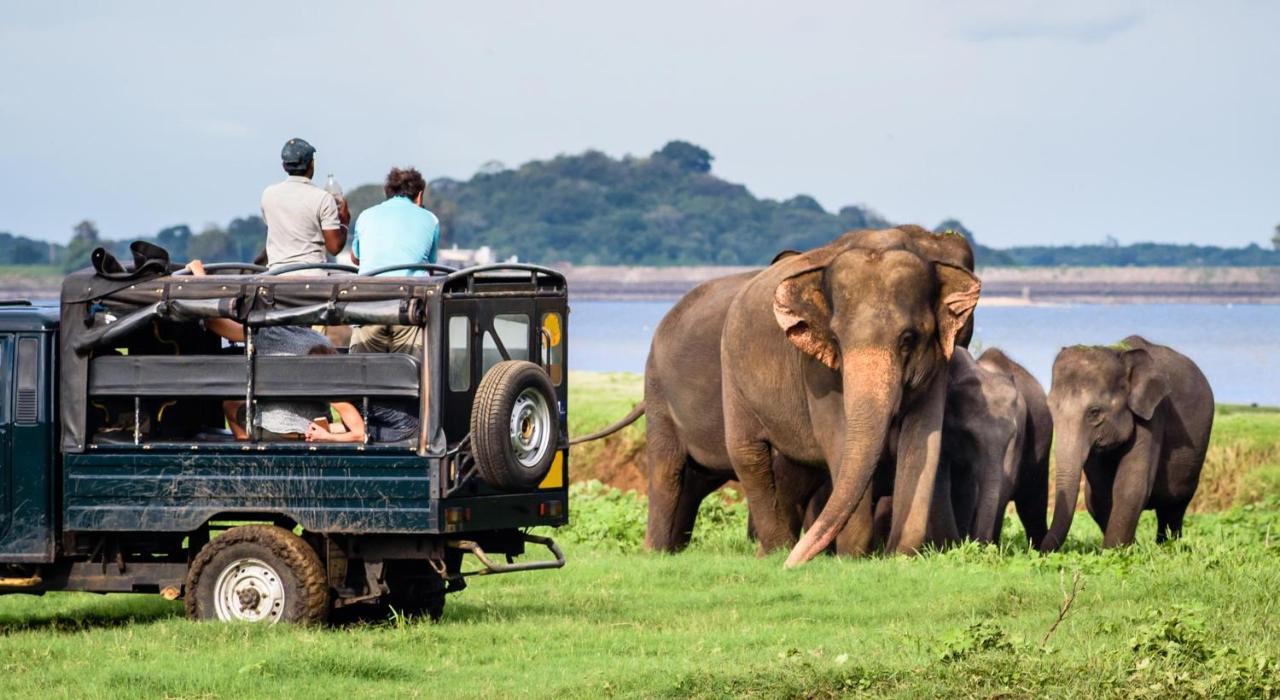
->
<box><xmin>4</xmin><ymin>141</ymin><xmax>1278</xmax><ymax>270</ymax></box>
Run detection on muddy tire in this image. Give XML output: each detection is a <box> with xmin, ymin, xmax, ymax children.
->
<box><xmin>185</xmin><ymin>525</ymin><xmax>329</xmax><ymax>624</ymax></box>
<box><xmin>470</xmin><ymin>360</ymin><xmax>560</xmax><ymax>491</ymax></box>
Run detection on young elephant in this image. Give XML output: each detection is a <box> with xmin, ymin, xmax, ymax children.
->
<box><xmin>1040</xmin><ymin>336</ymin><xmax>1214</xmax><ymax>551</ymax></box>
<box><xmin>940</xmin><ymin>347</ymin><xmax>1050</xmax><ymax>547</ymax></box>
<box><xmin>976</xmin><ymin>348</ymin><xmax>1051</xmax><ymax>547</ymax></box>
<box><xmin>940</xmin><ymin>348</ymin><xmax>1025</xmax><ymax>545</ymax></box>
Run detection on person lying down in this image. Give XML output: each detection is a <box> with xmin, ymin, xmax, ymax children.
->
<box><xmin>185</xmin><ymin>260</ymin><xmax>366</xmax><ymax>443</ymax></box>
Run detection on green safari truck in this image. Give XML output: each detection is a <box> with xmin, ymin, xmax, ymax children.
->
<box><xmin>0</xmin><ymin>255</ymin><xmax>569</xmax><ymax>623</ymax></box>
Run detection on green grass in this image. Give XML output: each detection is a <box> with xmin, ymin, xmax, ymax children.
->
<box><xmin>569</xmin><ymin>371</ymin><xmax>644</xmax><ymax>437</ymax></box>
<box><xmin>1</xmin><ymin>373</ymin><xmax>1278</xmax><ymax>697</ymax></box>
<box><xmin>568</xmin><ymin>372</ymin><xmax>646</xmax><ymax>486</ymax></box>
<box><xmin>2</xmin><ymin>497</ymin><xmax>1279</xmax><ymax>697</ymax></box>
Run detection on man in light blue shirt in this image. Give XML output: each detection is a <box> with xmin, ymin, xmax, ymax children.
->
<box><xmin>349</xmin><ymin>166</ymin><xmax>439</xmax><ymax>357</ymax></box>
<box><xmin>348</xmin><ymin>167</ymin><xmax>439</xmax><ymax>441</ymax></box>
<box><xmin>350</xmin><ymin>167</ymin><xmax>439</xmax><ymax>276</ymax></box>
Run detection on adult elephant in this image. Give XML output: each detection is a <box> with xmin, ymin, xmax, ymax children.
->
<box><xmin>1039</xmin><ymin>336</ymin><xmax>1214</xmax><ymax>551</ymax></box>
<box><xmin>721</xmin><ymin>234</ymin><xmax>981</xmax><ymax>567</ymax></box>
<box><xmin>575</xmin><ymin>227</ymin><xmax>974</xmax><ymax>555</ymax></box>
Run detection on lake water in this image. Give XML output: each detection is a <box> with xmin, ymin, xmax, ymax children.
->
<box><xmin>569</xmin><ymin>302</ymin><xmax>1280</xmax><ymax>406</ymax></box>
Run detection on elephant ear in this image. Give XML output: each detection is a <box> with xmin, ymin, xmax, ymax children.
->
<box><xmin>771</xmin><ymin>248</ymin><xmax>803</xmax><ymax>265</ymax></box>
<box><xmin>773</xmin><ymin>252</ymin><xmax>841</xmax><ymax>371</ymax></box>
<box><xmin>932</xmin><ymin>262</ymin><xmax>981</xmax><ymax>360</ymax></box>
<box><xmin>1124</xmin><ymin>348</ymin><xmax>1170</xmax><ymax>420</ymax></box>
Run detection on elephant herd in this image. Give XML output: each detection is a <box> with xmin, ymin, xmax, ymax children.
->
<box><xmin>575</xmin><ymin>226</ymin><xmax>1216</xmax><ymax>567</ymax></box>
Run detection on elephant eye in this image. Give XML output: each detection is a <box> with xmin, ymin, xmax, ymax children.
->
<box><xmin>1086</xmin><ymin>406</ymin><xmax>1104</xmax><ymax>422</ymax></box>
<box><xmin>898</xmin><ymin>330</ymin><xmax>918</xmax><ymax>354</ymax></box>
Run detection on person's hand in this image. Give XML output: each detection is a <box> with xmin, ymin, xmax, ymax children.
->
<box><xmin>186</xmin><ymin>259</ymin><xmax>207</xmax><ymax>277</ymax></box>
<box><xmin>305</xmin><ymin>421</ymin><xmax>332</xmax><ymax>442</ymax></box>
<box><xmin>336</xmin><ymin>196</ymin><xmax>351</xmax><ymax>226</ymax></box>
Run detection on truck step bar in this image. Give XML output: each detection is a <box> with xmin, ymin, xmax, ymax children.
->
<box><xmin>448</xmin><ymin>534</ymin><xmax>565</xmax><ymax>578</ymax></box>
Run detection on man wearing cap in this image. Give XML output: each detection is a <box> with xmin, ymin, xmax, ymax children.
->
<box><xmin>261</xmin><ymin>138</ymin><xmax>350</xmax><ymax>270</ymax></box>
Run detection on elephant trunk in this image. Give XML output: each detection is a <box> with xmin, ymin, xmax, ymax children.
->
<box><xmin>1040</xmin><ymin>430</ymin><xmax>1089</xmax><ymax>552</ymax></box>
<box><xmin>972</xmin><ymin>425</ymin><xmax>1020</xmax><ymax>543</ymax></box>
<box><xmin>785</xmin><ymin>348</ymin><xmax>899</xmax><ymax>568</ymax></box>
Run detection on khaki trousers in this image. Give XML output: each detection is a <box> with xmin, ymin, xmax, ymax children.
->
<box><xmin>351</xmin><ymin>324</ymin><xmax>423</xmax><ymax>355</ymax></box>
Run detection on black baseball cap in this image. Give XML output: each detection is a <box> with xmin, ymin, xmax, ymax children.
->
<box><xmin>281</xmin><ymin>138</ymin><xmax>316</xmax><ymax>166</ymax></box>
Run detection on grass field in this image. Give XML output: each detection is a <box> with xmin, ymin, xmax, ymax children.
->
<box><xmin>1</xmin><ymin>371</ymin><xmax>1278</xmax><ymax>698</ymax></box>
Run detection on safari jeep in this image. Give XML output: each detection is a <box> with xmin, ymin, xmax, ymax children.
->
<box><xmin>0</xmin><ymin>254</ymin><xmax>569</xmax><ymax>623</ymax></box>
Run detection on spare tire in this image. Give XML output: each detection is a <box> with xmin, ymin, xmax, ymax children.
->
<box><xmin>470</xmin><ymin>360</ymin><xmax>560</xmax><ymax>491</ymax></box>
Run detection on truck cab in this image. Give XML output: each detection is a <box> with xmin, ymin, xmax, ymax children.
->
<box><xmin>0</xmin><ymin>257</ymin><xmax>569</xmax><ymax>623</ymax></box>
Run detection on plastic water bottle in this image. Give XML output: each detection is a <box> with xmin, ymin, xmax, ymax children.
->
<box><xmin>324</xmin><ymin>174</ymin><xmax>343</xmax><ymax>199</ymax></box>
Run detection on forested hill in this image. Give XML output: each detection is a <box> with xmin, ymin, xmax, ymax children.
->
<box><xmin>316</xmin><ymin>140</ymin><xmax>1280</xmax><ymax>268</ymax></box>
<box><xmin>4</xmin><ymin>140</ymin><xmax>1280</xmax><ymax>270</ymax></box>
<box><xmin>348</xmin><ymin>141</ymin><xmax>888</xmax><ymax>266</ymax></box>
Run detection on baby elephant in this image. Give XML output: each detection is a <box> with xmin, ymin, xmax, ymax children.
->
<box><xmin>1040</xmin><ymin>336</ymin><xmax>1214</xmax><ymax>551</ymax></box>
<box><xmin>937</xmin><ymin>347</ymin><xmax>1050</xmax><ymax>547</ymax></box>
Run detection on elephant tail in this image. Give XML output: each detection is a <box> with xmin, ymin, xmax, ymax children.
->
<box><xmin>569</xmin><ymin>403</ymin><xmax>645</xmax><ymax>445</ymax></box>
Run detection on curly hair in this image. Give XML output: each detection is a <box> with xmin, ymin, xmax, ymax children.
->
<box><xmin>384</xmin><ymin>167</ymin><xmax>426</xmax><ymax>200</ymax></box>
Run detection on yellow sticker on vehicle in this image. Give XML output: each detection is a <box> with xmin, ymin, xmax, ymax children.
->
<box><xmin>539</xmin><ymin>451</ymin><xmax>565</xmax><ymax>489</ymax></box>
<box><xmin>542</xmin><ymin>313</ymin><xmax>562</xmax><ymax>346</ymax></box>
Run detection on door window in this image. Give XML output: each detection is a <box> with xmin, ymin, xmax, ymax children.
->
<box><xmin>482</xmin><ymin>314</ymin><xmax>530</xmax><ymax>374</ymax></box>
<box><xmin>448</xmin><ymin>316</ymin><xmax>471</xmax><ymax>392</ymax></box>
<box><xmin>0</xmin><ymin>336</ymin><xmax>8</xmax><ymax>423</ymax></box>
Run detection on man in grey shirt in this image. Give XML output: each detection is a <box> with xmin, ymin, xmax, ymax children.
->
<box><xmin>262</xmin><ymin>138</ymin><xmax>350</xmax><ymax>270</ymax></box>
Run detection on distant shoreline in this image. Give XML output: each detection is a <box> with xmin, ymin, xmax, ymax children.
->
<box><xmin>561</xmin><ymin>265</ymin><xmax>1280</xmax><ymax>304</ymax></box>
<box><xmin>4</xmin><ymin>265</ymin><xmax>1280</xmax><ymax>304</ymax></box>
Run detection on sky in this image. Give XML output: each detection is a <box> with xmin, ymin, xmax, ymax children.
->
<box><xmin>1</xmin><ymin>1</ymin><xmax>1277</xmax><ymax>248</ymax></box>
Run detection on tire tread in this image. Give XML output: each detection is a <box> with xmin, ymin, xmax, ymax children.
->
<box><xmin>185</xmin><ymin>524</ymin><xmax>329</xmax><ymax>624</ymax></box>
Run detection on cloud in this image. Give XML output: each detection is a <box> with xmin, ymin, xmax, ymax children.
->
<box><xmin>960</xmin><ymin>10</ymin><xmax>1144</xmax><ymax>45</ymax></box>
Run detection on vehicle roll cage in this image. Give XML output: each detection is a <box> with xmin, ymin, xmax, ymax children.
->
<box><xmin>59</xmin><ymin>260</ymin><xmax>567</xmax><ymax>454</ymax></box>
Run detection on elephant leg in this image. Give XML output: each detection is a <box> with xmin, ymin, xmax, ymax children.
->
<box><xmin>773</xmin><ymin>455</ymin><xmax>826</xmax><ymax>542</ymax></box>
<box><xmin>1156</xmin><ymin>503</ymin><xmax>1187</xmax><ymax>544</ymax></box>
<box><xmin>1083</xmin><ymin>477</ymin><xmax>1111</xmax><ymax>536</ymax></box>
<box><xmin>991</xmin><ymin>501</ymin><xmax>1007</xmax><ymax>545</ymax></box>
<box><xmin>1103</xmin><ymin>423</ymin><xmax>1162</xmax><ymax>548</ymax></box>
<box><xmin>834</xmin><ymin>491</ymin><xmax>875</xmax><ymax>556</ymax></box>
<box><xmin>804</xmin><ymin>479</ymin><xmax>830</xmax><ymax>532</ymax></box>
<box><xmin>668</xmin><ymin>466</ymin><xmax>728</xmax><ymax>550</ymax></box>
<box><xmin>733</xmin><ymin>440</ymin><xmax>796</xmax><ymax>554</ymax></box>
<box><xmin>927</xmin><ymin>459</ymin><xmax>962</xmax><ymax>548</ymax></box>
<box><xmin>644</xmin><ymin>407</ymin><xmax>693</xmax><ymax>552</ymax></box>
<box><xmin>724</xmin><ymin>393</ymin><xmax>794</xmax><ymax>554</ymax></box>
<box><xmin>872</xmin><ymin>496</ymin><xmax>893</xmax><ymax>550</ymax></box>
<box><xmin>948</xmin><ymin>461</ymin><xmax>977</xmax><ymax>542</ymax></box>
<box><xmin>1013</xmin><ymin>457</ymin><xmax>1050</xmax><ymax>548</ymax></box>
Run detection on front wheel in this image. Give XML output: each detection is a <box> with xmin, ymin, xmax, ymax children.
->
<box><xmin>185</xmin><ymin>525</ymin><xmax>329</xmax><ymax>624</ymax></box>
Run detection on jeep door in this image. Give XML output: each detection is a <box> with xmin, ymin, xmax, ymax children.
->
<box><xmin>0</xmin><ymin>334</ymin><xmax>10</xmax><ymax>543</ymax></box>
